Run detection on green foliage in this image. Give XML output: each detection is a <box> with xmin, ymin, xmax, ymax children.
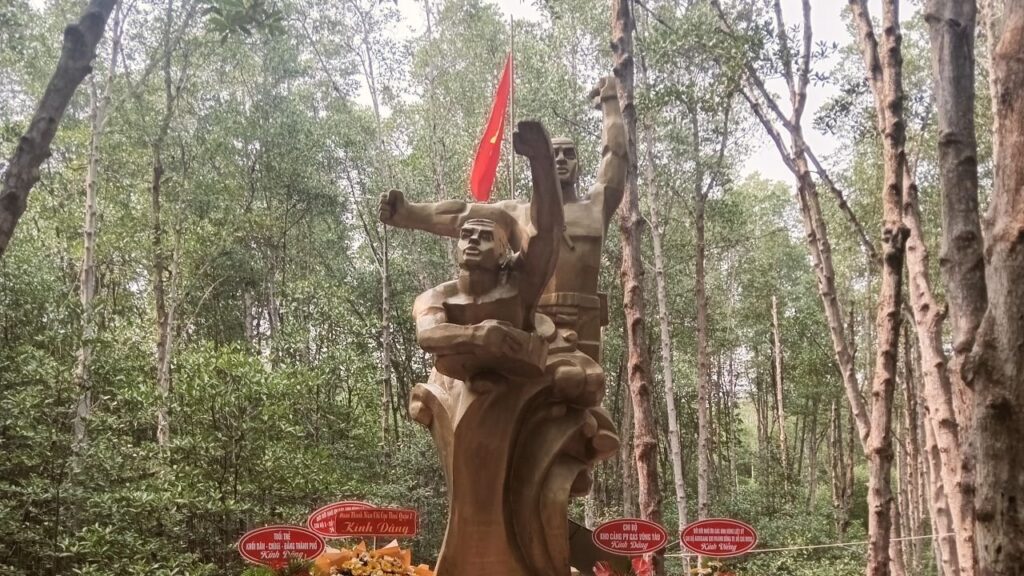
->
<box><xmin>203</xmin><ymin>0</ymin><xmax>286</xmax><ymax>39</ymax></box>
<box><xmin>1</xmin><ymin>1</ymin><xmax>956</xmax><ymax>575</ymax></box>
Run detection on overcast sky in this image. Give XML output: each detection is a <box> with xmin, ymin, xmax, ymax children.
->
<box><xmin>26</xmin><ymin>0</ymin><xmax>896</xmax><ymax>186</ymax></box>
<box><xmin>392</xmin><ymin>0</ymin><xmax>874</xmax><ymax>185</ymax></box>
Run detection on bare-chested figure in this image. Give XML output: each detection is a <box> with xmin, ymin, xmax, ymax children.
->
<box><xmin>381</xmin><ymin>77</ymin><xmax>626</xmax><ymax>361</ymax></box>
<box><xmin>413</xmin><ymin>120</ymin><xmax>563</xmax><ymax>381</ymax></box>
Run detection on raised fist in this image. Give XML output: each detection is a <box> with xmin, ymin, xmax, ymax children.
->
<box><xmin>513</xmin><ymin>120</ymin><xmax>552</xmax><ymax>159</ymax></box>
<box><xmin>379</xmin><ymin>189</ymin><xmax>406</xmax><ymax>224</ymax></box>
<box><xmin>588</xmin><ymin>76</ymin><xmax>619</xmax><ymax>110</ymax></box>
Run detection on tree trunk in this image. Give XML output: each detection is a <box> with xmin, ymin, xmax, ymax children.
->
<box><xmin>72</xmin><ymin>4</ymin><xmax>122</xmax><ymax>453</ymax></box>
<box><xmin>755</xmin><ymin>363</ymin><xmax>768</xmax><ymax>484</ymax></box>
<box><xmin>926</xmin><ymin>415</ymin><xmax>962</xmax><ymax>576</ymax></box>
<box><xmin>901</xmin><ymin>328</ymin><xmax>924</xmax><ymax>572</ymax></box>
<box><xmin>612</xmin><ymin>1</ymin><xmax>662</xmax><ymax>572</ymax></box>
<box><xmin>0</xmin><ymin>0</ymin><xmax>119</xmax><ymax>258</ymax></box>
<box><xmin>972</xmin><ymin>2</ymin><xmax>1024</xmax><ymax>571</ymax></box>
<box><xmin>72</xmin><ymin>79</ymin><xmax>102</xmax><ymax>453</ymax></box>
<box><xmin>152</xmin><ymin>0</ymin><xmax>182</xmax><ymax>446</ymax></box>
<box><xmin>927</xmin><ymin>0</ymin><xmax>985</xmax><ymax>434</ymax></box>
<box><xmin>771</xmin><ymin>295</ymin><xmax>789</xmax><ymax>479</ymax></box>
<box><xmin>891</xmin><ymin>488</ymin><xmax>908</xmax><ymax>576</ymax></box>
<box><xmin>694</xmin><ymin>171</ymin><xmax>711</xmax><ymax>525</ymax></box>
<box><xmin>728</xmin><ymin>351</ymin><xmax>739</xmax><ymax>497</ymax></box>
<box><xmin>645</xmin><ymin>109</ymin><xmax>688</xmax><ymax>540</ymax></box>
<box><xmin>925</xmin><ymin>4</ymin><xmax>989</xmax><ymax>575</ymax></box>
<box><xmin>806</xmin><ymin>405</ymin><xmax>819</xmax><ymax>509</ymax></box>
<box><xmin>830</xmin><ymin>399</ymin><xmax>854</xmax><ymax>538</ymax></box>
<box><xmin>620</xmin><ymin>369</ymin><xmax>635</xmax><ymax>518</ymax></box>
<box><xmin>979</xmin><ymin>0</ymin><xmax>1004</xmax><ymax>160</ymax></box>
<box><xmin>152</xmin><ymin>148</ymin><xmax>171</xmax><ymax>446</ymax></box>
<box><xmin>848</xmin><ymin>2</ymin><xmax>911</xmax><ymax>574</ymax></box>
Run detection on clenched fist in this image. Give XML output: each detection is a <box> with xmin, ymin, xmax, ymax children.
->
<box><xmin>379</xmin><ymin>189</ymin><xmax>406</xmax><ymax>224</ymax></box>
<box><xmin>588</xmin><ymin>76</ymin><xmax>619</xmax><ymax>110</ymax></box>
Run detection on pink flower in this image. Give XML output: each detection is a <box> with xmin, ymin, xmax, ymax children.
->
<box><xmin>631</xmin><ymin>554</ymin><xmax>653</xmax><ymax>576</ymax></box>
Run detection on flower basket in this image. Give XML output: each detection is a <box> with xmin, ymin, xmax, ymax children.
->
<box><xmin>311</xmin><ymin>540</ymin><xmax>433</xmax><ymax>576</ymax></box>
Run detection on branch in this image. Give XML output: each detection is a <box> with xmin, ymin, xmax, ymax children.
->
<box><xmin>771</xmin><ymin>0</ymin><xmax>796</xmax><ymax>96</ymax></box>
<box><xmin>741</xmin><ymin>87</ymin><xmax>796</xmax><ymax>175</ymax></box>
<box><xmin>0</xmin><ymin>0</ymin><xmax>119</xmax><ymax>257</ymax></box>
<box><xmin>847</xmin><ymin>0</ymin><xmax>888</xmax><ymax>133</ymax></box>
<box><xmin>794</xmin><ymin>0</ymin><xmax>813</xmax><ymax>121</ymax></box>
<box><xmin>805</xmin><ymin>147</ymin><xmax>880</xmax><ymax>262</ymax></box>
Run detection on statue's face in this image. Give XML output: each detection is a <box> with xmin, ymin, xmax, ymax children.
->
<box><xmin>552</xmin><ymin>137</ymin><xmax>578</xmax><ymax>187</ymax></box>
<box><xmin>458</xmin><ymin>220</ymin><xmax>507</xmax><ymax>270</ymax></box>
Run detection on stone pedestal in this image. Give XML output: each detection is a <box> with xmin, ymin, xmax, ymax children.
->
<box><xmin>410</xmin><ymin>323</ymin><xmax>617</xmax><ymax>576</ymax></box>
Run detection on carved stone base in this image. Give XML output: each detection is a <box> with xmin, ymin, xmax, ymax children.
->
<box><xmin>409</xmin><ymin>327</ymin><xmax>618</xmax><ymax>576</ymax></box>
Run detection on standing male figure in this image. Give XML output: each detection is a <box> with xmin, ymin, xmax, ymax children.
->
<box><xmin>380</xmin><ymin>76</ymin><xmax>627</xmax><ymax>361</ymax></box>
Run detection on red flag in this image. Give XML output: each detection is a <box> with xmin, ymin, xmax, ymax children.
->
<box><xmin>469</xmin><ymin>53</ymin><xmax>512</xmax><ymax>202</ymax></box>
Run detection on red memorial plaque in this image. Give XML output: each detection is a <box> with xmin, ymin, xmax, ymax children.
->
<box><xmin>680</xmin><ymin>518</ymin><xmax>758</xmax><ymax>558</ymax></box>
<box><xmin>237</xmin><ymin>525</ymin><xmax>326</xmax><ymax>568</ymax></box>
<box><xmin>307</xmin><ymin>500</ymin><xmax>372</xmax><ymax>537</ymax></box>
<box><xmin>592</xmin><ymin>518</ymin><xmax>669</xmax><ymax>555</ymax></box>
<box><xmin>333</xmin><ymin>507</ymin><xmax>418</xmax><ymax>538</ymax></box>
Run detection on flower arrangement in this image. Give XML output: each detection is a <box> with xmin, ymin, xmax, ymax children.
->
<box><xmin>311</xmin><ymin>540</ymin><xmax>433</xmax><ymax>576</ymax></box>
<box><xmin>593</xmin><ymin>555</ymin><xmax>653</xmax><ymax>576</ymax></box>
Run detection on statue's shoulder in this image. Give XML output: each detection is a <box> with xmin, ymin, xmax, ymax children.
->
<box><xmin>414</xmin><ymin>281</ymin><xmax>457</xmax><ymax>313</ymax></box>
<box><xmin>573</xmin><ymin>187</ymin><xmax>606</xmax><ymax>211</ymax></box>
<box><xmin>494</xmin><ymin>198</ymin><xmax>530</xmax><ymax>214</ymax></box>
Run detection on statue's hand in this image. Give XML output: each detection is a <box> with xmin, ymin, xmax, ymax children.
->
<box><xmin>512</xmin><ymin>120</ymin><xmax>551</xmax><ymax>159</ymax></box>
<box><xmin>588</xmin><ymin>76</ymin><xmax>619</xmax><ymax>110</ymax></box>
<box><xmin>379</xmin><ymin>189</ymin><xmax>406</xmax><ymax>224</ymax></box>
<box><xmin>479</xmin><ymin>320</ymin><xmax>525</xmax><ymax>357</ymax></box>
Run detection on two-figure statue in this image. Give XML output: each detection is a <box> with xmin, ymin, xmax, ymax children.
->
<box><xmin>381</xmin><ymin>77</ymin><xmax>627</xmax><ymax>576</ymax></box>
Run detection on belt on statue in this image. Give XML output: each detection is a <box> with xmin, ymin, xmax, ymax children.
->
<box><xmin>538</xmin><ymin>292</ymin><xmax>609</xmax><ymax>326</ymax></box>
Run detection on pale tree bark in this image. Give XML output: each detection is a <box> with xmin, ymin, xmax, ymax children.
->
<box><xmin>694</xmin><ymin>136</ymin><xmax>711</xmax><ymax>524</ymax></box>
<box><xmin>620</xmin><ymin>377</ymin><xmax>635</xmax><ymax>518</ymax></box>
<box><xmin>891</xmin><ymin>487</ymin><xmax>908</xmax><ymax>576</ymax></box>
<box><xmin>684</xmin><ymin>87</ymin><xmax>734</xmax><ymax>525</ymax></box>
<box><xmin>928</xmin><ymin>0</ymin><xmax>986</xmax><ymax>478</ymax></box>
<box><xmin>979</xmin><ymin>0</ymin><xmax>1004</xmax><ymax>160</ymax></box>
<box><xmin>905</xmin><ymin>328</ymin><xmax>960</xmax><ymax>576</ymax></box>
<box><xmin>612</xmin><ymin>1</ymin><xmax>663</xmax><ymax>572</ymax></box>
<box><xmin>847</xmin><ymin>2</ymin><xmax>912</xmax><ymax>574</ymax></box>
<box><xmin>829</xmin><ymin>399</ymin><xmax>853</xmax><ymax>538</ymax></box>
<box><xmin>845</xmin><ymin>1</ymin><xmax>983</xmax><ymax>573</ymax></box>
<box><xmin>806</xmin><ymin>407</ymin><xmax>819</xmax><ymax>510</ymax></box>
<box><xmin>925</xmin><ymin>2</ymin><xmax>1024</xmax><ymax>569</ymax></box>
<box><xmin>719</xmin><ymin>0</ymin><xmax>872</xmax><ymax>449</ymax></box>
<box><xmin>642</xmin><ymin>101</ymin><xmax>688</xmax><ymax>540</ymax></box>
<box><xmin>152</xmin><ymin>0</ymin><xmax>192</xmax><ymax>446</ymax></box>
<box><xmin>970</xmin><ymin>1</ymin><xmax>1024</xmax><ymax>571</ymax></box>
<box><xmin>771</xmin><ymin>295</ymin><xmax>789</xmax><ymax>478</ymax></box>
<box><xmin>71</xmin><ymin>4</ymin><xmax>123</xmax><ymax>452</ymax></box>
<box><xmin>926</xmin><ymin>413</ymin><xmax>962</xmax><ymax>576</ymax></box>
<box><xmin>755</xmin><ymin>364</ymin><xmax>769</xmax><ymax>483</ymax></box>
<box><xmin>901</xmin><ymin>328</ymin><xmax>924</xmax><ymax>572</ymax></box>
<box><xmin>0</xmin><ymin>0</ymin><xmax>119</xmax><ymax>258</ymax></box>
<box><xmin>347</xmin><ymin>2</ymin><xmax>396</xmax><ymax>442</ymax></box>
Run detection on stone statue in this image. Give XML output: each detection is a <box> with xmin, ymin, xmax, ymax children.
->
<box><xmin>413</xmin><ymin>120</ymin><xmax>564</xmax><ymax>382</ymax></box>
<box><xmin>387</xmin><ymin>79</ymin><xmax>627</xmax><ymax>576</ymax></box>
<box><xmin>381</xmin><ymin>76</ymin><xmax>627</xmax><ymax>362</ymax></box>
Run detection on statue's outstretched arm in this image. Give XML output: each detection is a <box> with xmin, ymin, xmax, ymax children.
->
<box><xmin>588</xmin><ymin>77</ymin><xmax>628</xmax><ymax>226</ymax></box>
<box><xmin>380</xmin><ymin>190</ymin><xmax>525</xmax><ymax>249</ymax></box>
<box><xmin>514</xmin><ymin>120</ymin><xmax>564</xmax><ymax>311</ymax></box>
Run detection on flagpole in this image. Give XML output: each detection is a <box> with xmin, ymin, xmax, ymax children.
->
<box><xmin>508</xmin><ymin>15</ymin><xmax>515</xmax><ymax>198</ymax></box>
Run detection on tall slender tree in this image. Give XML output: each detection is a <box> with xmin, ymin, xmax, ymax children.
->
<box><xmin>611</xmin><ymin>0</ymin><xmax>662</xmax><ymax>572</ymax></box>
<box><xmin>72</xmin><ymin>2</ymin><xmax>124</xmax><ymax>453</ymax></box>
